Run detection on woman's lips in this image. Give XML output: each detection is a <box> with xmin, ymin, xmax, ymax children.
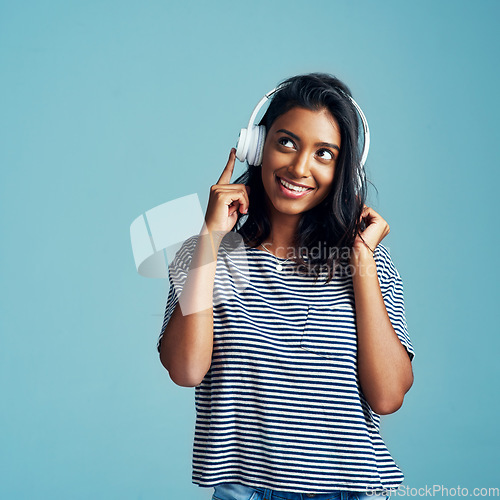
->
<box><xmin>276</xmin><ymin>176</ymin><xmax>314</xmax><ymax>199</ymax></box>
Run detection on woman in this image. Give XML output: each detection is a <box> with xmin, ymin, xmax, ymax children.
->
<box><xmin>157</xmin><ymin>73</ymin><xmax>415</xmax><ymax>500</ymax></box>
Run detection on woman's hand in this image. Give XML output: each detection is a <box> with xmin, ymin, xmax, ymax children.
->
<box><xmin>204</xmin><ymin>148</ymin><xmax>251</xmax><ymax>236</ymax></box>
<box><xmin>353</xmin><ymin>205</ymin><xmax>390</xmax><ymax>257</ymax></box>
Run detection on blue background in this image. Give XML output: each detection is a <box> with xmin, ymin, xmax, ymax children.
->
<box><xmin>1</xmin><ymin>0</ymin><xmax>498</xmax><ymax>498</ymax></box>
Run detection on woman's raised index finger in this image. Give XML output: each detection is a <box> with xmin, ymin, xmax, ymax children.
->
<box><xmin>216</xmin><ymin>148</ymin><xmax>237</xmax><ymax>185</ymax></box>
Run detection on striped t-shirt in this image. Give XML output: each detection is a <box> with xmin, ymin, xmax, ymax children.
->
<box><xmin>157</xmin><ymin>232</ymin><xmax>415</xmax><ymax>494</ymax></box>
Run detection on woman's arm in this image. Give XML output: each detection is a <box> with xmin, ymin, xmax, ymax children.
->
<box><xmin>351</xmin><ymin>245</ymin><xmax>414</xmax><ymax>415</ymax></box>
<box><xmin>159</xmin><ymin>148</ymin><xmax>250</xmax><ymax>387</ymax></box>
<box><xmin>349</xmin><ymin>204</ymin><xmax>413</xmax><ymax>415</ymax></box>
<box><xmin>159</xmin><ymin>228</ymin><xmax>221</xmax><ymax>387</ymax></box>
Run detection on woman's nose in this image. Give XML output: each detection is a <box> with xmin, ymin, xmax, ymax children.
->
<box><xmin>287</xmin><ymin>151</ymin><xmax>311</xmax><ymax>178</ymax></box>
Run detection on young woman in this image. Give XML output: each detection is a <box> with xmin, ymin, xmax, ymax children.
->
<box><xmin>157</xmin><ymin>73</ymin><xmax>415</xmax><ymax>500</ymax></box>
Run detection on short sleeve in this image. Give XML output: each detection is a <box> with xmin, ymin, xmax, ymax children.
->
<box><xmin>156</xmin><ymin>236</ymin><xmax>198</xmax><ymax>355</ymax></box>
<box><xmin>373</xmin><ymin>243</ymin><xmax>415</xmax><ymax>361</ymax></box>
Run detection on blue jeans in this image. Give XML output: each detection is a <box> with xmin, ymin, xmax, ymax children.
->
<box><xmin>211</xmin><ymin>482</ymin><xmax>390</xmax><ymax>500</ymax></box>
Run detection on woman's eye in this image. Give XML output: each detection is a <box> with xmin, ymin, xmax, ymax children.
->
<box><xmin>278</xmin><ymin>137</ymin><xmax>295</xmax><ymax>149</ymax></box>
<box><xmin>317</xmin><ymin>149</ymin><xmax>334</xmax><ymax>161</ymax></box>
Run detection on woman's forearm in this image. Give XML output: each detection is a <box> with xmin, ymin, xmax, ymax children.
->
<box><xmin>159</xmin><ymin>226</ymin><xmax>223</xmax><ymax>387</ymax></box>
<box><xmin>351</xmin><ymin>247</ymin><xmax>414</xmax><ymax>414</ymax></box>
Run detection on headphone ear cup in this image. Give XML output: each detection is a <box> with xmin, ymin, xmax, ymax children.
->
<box><xmin>355</xmin><ymin>165</ymin><xmax>366</xmax><ymax>195</ymax></box>
<box><xmin>235</xmin><ymin>128</ymin><xmax>248</xmax><ymax>162</ymax></box>
<box><xmin>254</xmin><ymin>125</ymin><xmax>266</xmax><ymax>166</ymax></box>
<box><xmin>247</xmin><ymin>125</ymin><xmax>266</xmax><ymax>166</ymax></box>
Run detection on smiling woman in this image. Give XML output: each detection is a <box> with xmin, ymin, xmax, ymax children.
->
<box><xmin>157</xmin><ymin>73</ymin><xmax>415</xmax><ymax>500</ymax></box>
<box><xmin>234</xmin><ymin>74</ymin><xmax>369</xmax><ymax>279</ymax></box>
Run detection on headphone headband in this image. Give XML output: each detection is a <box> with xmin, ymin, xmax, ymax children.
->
<box><xmin>245</xmin><ymin>87</ymin><xmax>280</xmax><ymax>131</ymax></box>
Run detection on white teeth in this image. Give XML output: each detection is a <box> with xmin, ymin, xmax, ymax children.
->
<box><xmin>279</xmin><ymin>178</ymin><xmax>311</xmax><ymax>193</ymax></box>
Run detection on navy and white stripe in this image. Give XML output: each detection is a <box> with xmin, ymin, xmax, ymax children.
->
<box><xmin>157</xmin><ymin>235</ymin><xmax>414</xmax><ymax>493</ymax></box>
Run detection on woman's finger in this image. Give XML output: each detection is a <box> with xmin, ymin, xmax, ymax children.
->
<box><xmin>225</xmin><ymin>188</ymin><xmax>250</xmax><ymax>215</ymax></box>
<box><xmin>216</xmin><ymin>148</ymin><xmax>236</xmax><ymax>185</ymax></box>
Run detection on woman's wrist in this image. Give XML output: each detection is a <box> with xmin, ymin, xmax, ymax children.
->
<box><xmin>350</xmin><ymin>245</ymin><xmax>377</xmax><ymax>278</ymax></box>
<box><xmin>351</xmin><ymin>244</ymin><xmax>375</xmax><ymax>260</ymax></box>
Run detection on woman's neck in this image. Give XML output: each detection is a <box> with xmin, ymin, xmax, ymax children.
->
<box><xmin>263</xmin><ymin>212</ymin><xmax>301</xmax><ymax>259</ymax></box>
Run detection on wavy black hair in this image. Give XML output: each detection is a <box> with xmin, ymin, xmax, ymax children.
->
<box><xmin>232</xmin><ymin>73</ymin><xmax>370</xmax><ymax>283</ymax></box>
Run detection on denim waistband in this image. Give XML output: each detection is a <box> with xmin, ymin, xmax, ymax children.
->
<box><xmin>213</xmin><ymin>481</ymin><xmax>389</xmax><ymax>500</ymax></box>
<box><xmin>249</xmin><ymin>485</ymin><xmax>345</xmax><ymax>500</ymax></box>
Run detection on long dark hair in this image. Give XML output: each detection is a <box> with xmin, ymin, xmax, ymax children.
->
<box><xmin>232</xmin><ymin>73</ymin><xmax>370</xmax><ymax>283</ymax></box>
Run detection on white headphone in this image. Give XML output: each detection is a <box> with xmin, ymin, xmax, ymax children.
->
<box><xmin>235</xmin><ymin>86</ymin><xmax>371</xmax><ymax>173</ymax></box>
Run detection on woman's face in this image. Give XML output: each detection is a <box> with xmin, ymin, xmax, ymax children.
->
<box><xmin>260</xmin><ymin>106</ymin><xmax>341</xmax><ymax>220</ymax></box>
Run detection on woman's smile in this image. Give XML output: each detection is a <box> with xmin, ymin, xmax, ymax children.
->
<box><xmin>275</xmin><ymin>175</ymin><xmax>315</xmax><ymax>198</ymax></box>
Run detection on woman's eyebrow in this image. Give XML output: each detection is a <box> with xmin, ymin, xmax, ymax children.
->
<box><xmin>276</xmin><ymin>128</ymin><xmax>340</xmax><ymax>151</ymax></box>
